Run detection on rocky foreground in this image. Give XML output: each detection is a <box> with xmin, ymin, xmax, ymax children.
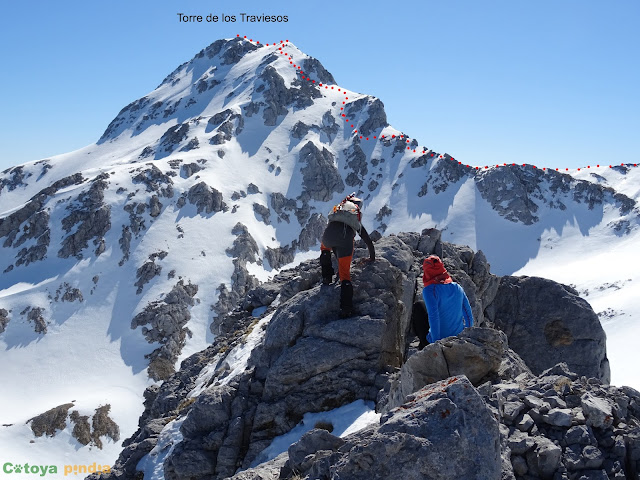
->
<box><xmin>91</xmin><ymin>229</ymin><xmax>639</xmax><ymax>480</ymax></box>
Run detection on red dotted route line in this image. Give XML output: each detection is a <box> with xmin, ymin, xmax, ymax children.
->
<box><xmin>238</xmin><ymin>35</ymin><xmax>637</xmax><ymax>173</ymax></box>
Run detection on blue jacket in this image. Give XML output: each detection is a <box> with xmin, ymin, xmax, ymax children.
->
<box><xmin>422</xmin><ymin>282</ymin><xmax>474</xmax><ymax>343</ymax></box>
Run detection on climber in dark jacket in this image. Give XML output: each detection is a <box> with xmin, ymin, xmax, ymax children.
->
<box><xmin>320</xmin><ymin>194</ymin><xmax>375</xmax><ymax>318</ymax></box>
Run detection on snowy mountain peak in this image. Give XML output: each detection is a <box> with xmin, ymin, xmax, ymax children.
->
<box><xmin>97</xmin><ymin>37</ymin><xmax>340</xmax><ymax>148</ymax></box>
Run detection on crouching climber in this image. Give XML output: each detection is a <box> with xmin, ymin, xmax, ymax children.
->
<box><xmin>319</xmin><ymin>193</ymin><xmax>375</xmax><ymax>318</ymax></box>
<box><xmin>415</xmin><ymin>255</ymin><xmax>473</xmax><ymax>346</ymax></box>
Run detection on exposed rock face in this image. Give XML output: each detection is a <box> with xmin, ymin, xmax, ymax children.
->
<box><xmin>252</xmin><ymin>203</ymin><xmax>272</xmax><ymax>227</ymax></box>
<box><xmin>298</xmin><ymin>213</ymin><xmax>327</xmax><ymax>252</ymax></box>
<box><xmin>299</xmin><ymin>141</ymin><xmax>344</xmax><ymax>202</ymax></box>
<box><xmin>27</xmin><ymin>403</ymin><xmax>120</xmax><ymax>449</ymax></box>
<box><xmin>131</xmin><ymin>280</ymin><xmax>199</xmax><ymax>380</ymax></box>
<box><xmin>475</xmin><ymin>167</ymin><xmax>543</xmax><ymax>225</ymax></box>
<box><xmin>301</xmin><ymin>57</ymin><xmax>336</xmax><ymax>85</ymax></box>
<box><xmin>0</xmin><ymin>308</ymin><xmax>9</xmax><ymax>334</ymax></box>
<box><xmin>226</xmin><ymin>223</ymin><xmax>259</xmax><ymax>264</ymax></box>
<box><xmin>0</xmin><ymin>166</ymin><xmax>31</xmax><ymax>195</ymax></box>
<box><xmin>132</xmin><ymin>164</ymin><xmax>174</xmax><ymax>198</ymax></box>
<box><xmin>270</xmin><ymin>193</ymin><xmax>297</xmax><ymax>224</ymax></box>
<box><xmin>486</xmin><ymin>275</ymin><xmax>610</xmax><ymax>383</ymax></box>
<box><xmin>70</xmin><ymin>411</ymin><xmax>92</xmax><ymax>445</ymax></box>
<box><xmin>54</xmin><ymin>282</ymin><xmax>84</xmax><ymax>302</ymax></box>
<box><xmin>213</xmin><ymin>223</ymin><xmax>261</xmax><ymax>317</ymax></box>
<box><xmin>134</xmin><ymin>260</ymin><xmax>163</xmax><ymax>294</ymax></box>
<box><xmin>187</xmin><ymin>182</ymin><xmax>227</xmax><ymax>214</ymax></box>
<box><xmin>91</xmin><ymin>405</ymin><xmax>121</xmax><ymax>449</ymax></box>
<box><xmin>181</xmin><ymin>162</ymin><xmax>204</xmax><ymax>178</ymax></box>
<box><xmin>484</xmin><ymin>362</ymin><xmax>640</xmax><ymax>480</ymax></box>
<box><xmin>1</xmin><ymin>173</ymin><xmax>84</xmax><ymax>271</ymax></box>
<box><xmin>384</xmin><ymin>327</ymin><xmax>532</xmax><ymax>412</ymax></box>
<box><xmin>416</xmin><ymin>156</ymin><xmax>469</xmax><ymax>197</ymax></box>
<box><xmin>58</xmin><ymin>174</ymin><xmax>111</xmax><ymax>259</ymax></box>
<box><xmin>344</xmin><ymin>142</ymin><xmax>368</xmax><ymax>187</ymax></box>
<box><xmin>86</xmin><ymin>230</ymin><xmax>615</xmax><ymax>480</ymax></box>
<box><xmin>344</xmin><ymin>97</ymin><xmax>389</xmax><ymax>138</ymax></box>
<box><xmin>149</xmin><ymin>195</ymin><xmax>162</xmax><ymax>217</ymax></box>
<box><xmin>274</xmin><ymin>376</ymin><xmax>501</xmax><ymax>480</ymax></box>
<box><xmin>158</xmin><ymin>124</ymin><xmax>189</xmax><ymax>156</ymax></box>
<box><xmin>25</xmin><ymin>307</ymin><xmax>47</xmax><ymax>334</ymax></box>
<box><xmin>474</xmin><ymin>166</ymin><xmax>637</xmax><ymax>226</ymax></box>
<box><xmin>27</xmin><ymin>403</ymin><xmax>75</xmax><ymax>437</ymax></box>
<box><xmin>68</xmin><ymin>405</ymin><xmax>120</xmax><ymax>449</ymax></box>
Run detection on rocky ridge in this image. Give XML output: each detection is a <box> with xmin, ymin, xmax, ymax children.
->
<box><xmin>89</xmin><ymin>229</ymin><xmax>635</xmax><ymax>480</ymax></box>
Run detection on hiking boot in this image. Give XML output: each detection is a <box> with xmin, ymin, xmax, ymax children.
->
<box><xmin>339</xmin><ymin>280</ymin><xmax>354</xmax><ymax>318</ymax></box>
<box><xmin>320</xmin><ymin>250</ymin><xmax>334</xmax><ymax>286</ymax></box>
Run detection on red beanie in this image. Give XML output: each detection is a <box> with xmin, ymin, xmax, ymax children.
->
<box><xmin>423</xmin><ymin>255</ymin><xmax>452</xmax><ymax>287</ymax></box>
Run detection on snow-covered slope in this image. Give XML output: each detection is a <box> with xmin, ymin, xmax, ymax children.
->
<box><xmin>1</xmin><ymin>36</ymin><xmax>638</xmax><ymax>471</ymax></box>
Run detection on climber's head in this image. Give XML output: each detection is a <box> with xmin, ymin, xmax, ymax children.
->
<box><xmin>344</xmin><ymin>192</ymin><xmax>363</xmax><ymax>209</ymax></box>
<box><xmin>423</xmin><ymin>255</ymin><xmax>452</xmax><ymax>287</ymax></box>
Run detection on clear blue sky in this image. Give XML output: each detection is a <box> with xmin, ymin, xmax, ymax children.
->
<box><xmin>1</xmin><ymin>0</ymin><xmax>638</xmax><ymax>172</ymax></box>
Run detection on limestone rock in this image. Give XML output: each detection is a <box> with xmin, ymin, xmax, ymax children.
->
<box><xmin>487</xmin><ymin>275</ymin><xmax>610</xmax><ymax>382</ymax></box>
<box><xmin>387</xmin><ymin>327</ymin><xmax>519</xmax><ymax>411</ymax></box>
<box><xmin>58</xmin><ymin>174</ymin><xmax>111</xmax><ymax>259</ymax></box>
<box><xmin>27</xmin><ymin>403</ymin><xmax>75</xmax><ymax>437</ymax></box>
<box><xmin>131</xmin><ymin>280</ymin><xmax>199</xmax><ymax>380</ymax></box>
<box><xmin>253</xmin><ymin>203</ymin><xmax>271</xmax><ymax>225</ymax></box>
<box><xmin>26</xmin><ymin>307</ymin><xmax>47</xmax><ymax>334</ymax></box>
<box><xmin>268</xmin><ymin>377</ymin><xmax>501</xmax><ymax>480</ymax></box>
<box><xmin>0</xmin><ymin>308</ymin><xmax>9</xmax><ymax>334</ymax></box>
<box><xmin>298</xmin><ymin>141</ymin><xmax>344</xmax><ymax>202</ymax></box>
<box><xmin>226</xmin><ymin>223</ymin><xmax>259</xmax><ymax>263</ymax></box>
<box><xmin>187</xmin><ymin>182</ymin><xmax>227</xmax><ymax>214</ymax></box>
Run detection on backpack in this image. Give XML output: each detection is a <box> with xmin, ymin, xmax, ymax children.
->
<box><xmin>328</xmin><ymin>198</ymin><xmax>362</xmax><ymax>234</ymax></box>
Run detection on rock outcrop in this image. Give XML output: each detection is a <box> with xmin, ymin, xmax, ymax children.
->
<box><xmin>486</xmin><ymin>276</ymin><xmax>610</xmax><ymax>383</ymax></box>
<box><xmin>298</xmin><ymin>141</ymin><xmax>345</xmax><ymax>202</ymax></box>
<box><xmin>93</xmin><ymin>230</ymin><xmax>616</xmax><ymax>480</ymax></box>
<box><xmin>384</xmin><ymin>327</ymin><xmax>532</xmax><ymax>412</ymax></box>
<box><xmin>58</xmin><ymin>174</ymin><xmax>111</xmax><ymax>259</ymax></box>
<box><xmin>0</xmin><ymin>308</ymin><xmax>9</xmax><ymax>334</ymax></box>
<box><xmin>272</xmin><ymin>376</ymin><xmax>501</xmax><ymax>480</ymax></box>
<box><xmin>130</xmin><ymin>280</ymin><xmax>199</xmax><ymax>380</ymax></box>
<box><xmin>27</xmin><ymin>403</ymin><xmax>75</xmax><ymax>437</ymax></box>
<box><xmin>27</xmin><ymin>403</ymin><xmax>120</xmax><ymax>449</ymax></box>
<box><xmin>187</xmin><ymin>182</ymin><xmax>227</xmax><ymax>215</ymax></box>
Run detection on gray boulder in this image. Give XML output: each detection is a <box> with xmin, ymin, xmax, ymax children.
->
<box><xmin>261</xmin><ymin>376</ymin><xmax>501</xmax><ymax>480</ymax></box>
<box><xmin>486</xmin><ymin>275</ymin><xmax>610</xmax><ymax>383</ymax></box>
<box><xmin>386</xmin><ymin>327</ymin><xmax>531</xmax><ymax>412</ymax></box>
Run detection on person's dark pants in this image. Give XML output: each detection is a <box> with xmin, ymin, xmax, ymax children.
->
<box><xmin>320</xmin><ymin>222</ymin><xmax>355</xmax><ymax>314</ymax></box>
<box><xmin>412</xmin><ymin>298</ymin><xmax>430</xmax><ymax>349</ymax></box>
